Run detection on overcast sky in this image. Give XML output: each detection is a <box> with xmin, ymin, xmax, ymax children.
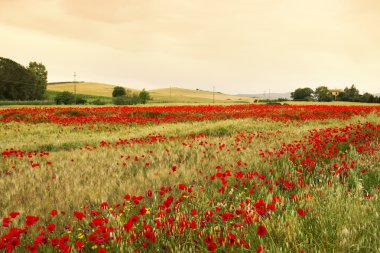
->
<box><xmin>1</xmin><ymin>0</ymin><xmax>379</xmax><ymax>94</ymax></box>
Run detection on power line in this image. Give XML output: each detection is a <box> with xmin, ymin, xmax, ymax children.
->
<box><xmin>73</xmin><ymin>72</ymin><xmax>77</xmax><ymax>104</ymax></box>
<box><xmin>213</xmin><ymin>86</ymin><xmax>215</xmax><ymax>104</ymax></box>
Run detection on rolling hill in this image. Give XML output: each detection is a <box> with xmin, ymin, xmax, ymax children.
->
<box><xmin>238</xmin><ymin>92</ymin><xmax>292</xmax><ymax>100</ymax></box>
<box><xmin>149</xmin><ymin>87</ymin><xmax>254</xmax><ymax>103</ymax></box>
<box><xmin>47</xmin><ymin>82</ymin><xmax>255</xmax><ymax>104</ymax></box>
<box><xmin>48</xmin><ymin>82</ymin><xmax>120</xmax><ymax>97</ymax></box>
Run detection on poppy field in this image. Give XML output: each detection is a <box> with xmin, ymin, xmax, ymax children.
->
<box><xmin>1</xmin><ymin>104</ymin><xmax>380</xmax><ymax>252</ymax></box>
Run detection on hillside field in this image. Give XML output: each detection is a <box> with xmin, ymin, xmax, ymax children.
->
<box><xmin>1</xmin><ymin>104</ymin><xmax>380</xmax><ymax>252</ymax></box>
<box><xmin>47</xmin><ymin>83</ymin><xmax>255</xmax><ymax>104</ymax></box>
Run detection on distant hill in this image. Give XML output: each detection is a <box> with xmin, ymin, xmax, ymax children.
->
<box><xmin>47</xmin><ymin>82</ymin><xmax>137</xmax><ymax>97</ymax></box>
<box><xmin>238</xmin><ymin>92</ymin><xmax>292</xmax><ymax>100</ymax></box>
<box><xmin>47</xmin><ymin>82</ymin><xmax>254</xmax><ymax>103</ymax></box>
<box><xmin>148</xmin><ymin>87</ymin><xmax>254</xmax><ymax>103</ymax></box>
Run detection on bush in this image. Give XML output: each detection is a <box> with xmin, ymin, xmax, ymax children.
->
<box><xmin>138</xmin><ymin>89</ymin><xmax>151</xmax><ymax>104</ymax></box>
<box><xmin>112</xmin><ymin>86</ymin><xmax>126</xmax><ymax>97</ymax></box>
<box><xmin>75</xmin><ymin>96</ymin><xmax>87</xmax><ymax>105</ymax></box>
<box><xmin>54</xmin><ymin>91</ymin><xmax>75</xmax><ymax>105</ymax></box>
<box><xmin>91</xmin><ymin>99</ymin><xmax>106</xmax><ymax>105</ymax></box>
<box><xmin>113</xmin><ymin>95</ymin><xmax>128</xmax><ymax>105</ymax></box>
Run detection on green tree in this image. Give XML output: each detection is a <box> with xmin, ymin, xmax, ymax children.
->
<box><xmin>337</xmin><ymin>85</ymin><xmax>361</xmax><ymax>102</ymax></box>
<box><xmin>314</xmin><ymin>86</ymin><xmax>333</xmax><ymax>102</ymax></box>
<box><xmin>113</xmin><ymin>96</ymin><xmax>127</xmax><ymax>105</ymax></box>
<box><xmin>55</xmin><ymin>91</ymin><xmax>75</xmax><ymax>105</ymax></box>
<box><xmin>291</xmin><ymin>87</ymin><xmax>314</xmax><ymax>101</ymax></box>
<box><xmin>27</xmin><ymin>62</ymin><xmax>48</xmax><ymax>100</ymax></box>
<box><xmin>0</xmin><ymin>57</ymin><xmax>37</xmax><ymax>100</ymax></box>
<box><xmin>112</xmin><ymin>86</ymin><xmax>126</xmax><ymax>97</ymax></box>
<box><xmin>360</xmin><ymin>92</ymin><xmax>374</xmax><ymax>103</ymax></box>
<box><xmin>138</xmin><ymin>89</ymin><xmax>151</xmax><ymax>104</ymax></box>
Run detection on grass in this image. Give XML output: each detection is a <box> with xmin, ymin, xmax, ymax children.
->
<box><xmin>0</xmin><ymin>107</ymin><xmax>379</xmax><ymax>252</ymax></box>
<box><xmin>45</xmin><ymin>90</ymin><xmax>113</xmax><ymax>104</ymax></box>
<box><xmin>149</xmin><ymin>87</ymin><xmax>254</xmax><ymax>103</ymax></box>
<box><xmin>47</xmin><ymin>83</ymin><xmax>256</xmax><ymax>104</ymax></box>
<box><xmin>47</xmin><ymin>82</ymin><xmax>119</xmax><ymax>97</ymax></box>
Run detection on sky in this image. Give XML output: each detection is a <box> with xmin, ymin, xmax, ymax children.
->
<box><xmin>1</xmin><ymin>0</ymin><xmax>380</xmax><ymax>94</ymax></box>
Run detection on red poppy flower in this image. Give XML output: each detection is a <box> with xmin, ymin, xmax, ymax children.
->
<box><xmin>207</xmin><ymin>242</ymin><xmax>217</xmax><ymax>252</ymax></box>
<box><xmin>257</xmin><ymin>225</ymin><xmax>267</xmax><ymax>237</ymax></box>
<box><xmin>297</xmin><ymin>209</ymin><xmax>306</xmax><ymax>217</ymax></box>
<box><xmin>74</xmin><ymin>211</ymin><xmax>85</xmax><ymax>220</ymax></box>
<box><xmin>75</xmin><ymin>241</ymin><xmax>84</xmax><ymax>249</ymax></box>
<box><xmin>47</xmin><ymin>223</ymin><xmax>55</xmax><ymax>233</ymax></box>
<box><xmin>51</xmin><ymin>238</ymin><xmax>59</xmax><ymax>247</ymax></box>
<box><xmin>50</xmin><ymin>210</ymin><xmax>58</xmax><ymax>217</ymax></box>
<box><xmin>25</xmin><ymin>216</ymin><xmax>39</xmax><ymax>227</ymax></box>
<box><xmin>9</xmin><ymin>212</ymin><xmax>20</xmax><ymax>219</ymax></box>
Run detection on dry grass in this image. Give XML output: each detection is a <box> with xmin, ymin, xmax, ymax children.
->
<box><xmin>47</xmin><ymin>82</ymin><xmax>121</xmax><ymax>97</ymax></box>
<box><xmin>47</xmin><ymin>83</ymin><xmax>255</xmax><ymax>103</ymax></box>
<box><xmin>1</xmin><ymin>111</ymin><xmax>379</xmax><ymax>252</ymax></box>
<box><xmin>149</xmin><ymin>87</ymin><xmax>255</xmax><ymax>103</ymax></box>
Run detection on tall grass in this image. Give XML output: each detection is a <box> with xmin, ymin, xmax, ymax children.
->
<box><xmin>0</xmin><ymin>112</ymin><xmax>379</xmax><ymax>252</ymax></box>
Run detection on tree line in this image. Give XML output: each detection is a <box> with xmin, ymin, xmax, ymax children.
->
<box><xmin>1</xmin><ymin>56</ymin><xmax>152</xmax><ymax>105</ymax></box>
<box><xmin>54</xmin><ymin>87</ymin><xmax>151</xmax><ymax>105</ymax></box>
<box><xmin>112</xmin><ymin>86</ymin><xmax>151</xmax><ymax>105</ymax></box>
<box><xmin>291</xmin><ymin>85</ymin><xmax>380</xmax><ymax>103</ymax></box>
<box><xmin>0</xmin><ymin>57</ymin><xmax>47</xmax><ymax>100</ymax></box>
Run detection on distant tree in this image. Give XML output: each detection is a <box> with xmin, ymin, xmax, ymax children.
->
<box><xmin>112</xmin><ymin>86</ymin><xmax>126</xmax><ymax>97</ymax></box>
<box><xmin>338</xmin><ymin>84</ymin><xmax>360</xmax><ymax>102</ymax></box>
<box><xmin>113</xmin><ymin>95</ymin><xmax>128</xmax><ymax>105</ymax></box>
<box><xmin>291</xmin><ymin>87</ymin><xmax>314</xmax><ymax>101</ymax></box>
<box><xmin>55</xmin><ymin>91</ymin><xmax>75</xmax><ymax>105</ymax></box>
<box><xmin>314</xmin><ymin>86</ymin><xmax>333</xmax><ymax>102</ymax></box>
<box><xmin>360</xmin><ymin>92</ymin><xmax>375</xmax><ymax>103</ymax></box>
<box><xmin>0</xmin><ymin>57</ymin><xmax>37</xmax><ymax>100</ymax></box>
<box><xmin>75</xmin><ymin>96</ymin><xmax>87</xmax><ymax>105</ymax></box>
<box><xmin>131</xmin><ymin>92</ymin><xmax>140</xmax><ymax>104</ymax></box>
<box><xmin>138</xmin><ymin>89</ymin><xmax>151</xmax><ymax>104</ymax></box>
<box><xmin>27</xmin><ymin>62</ymin><xmax>48</xmax><ymax>100</ymax></box>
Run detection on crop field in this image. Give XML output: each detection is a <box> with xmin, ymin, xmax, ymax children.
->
<box><xmin>47</xmin><ymin>83</ymin><xmax>255</xmax><ymax>104</ymax></box>
<box><xmin>1</xmin><ymin>104</ymin><xmax>380</xmax><ymax>252</ymax></box>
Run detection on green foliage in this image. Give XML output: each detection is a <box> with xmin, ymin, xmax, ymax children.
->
<box><xmin>0</xmin><ymin>100</ymin><xmax>54</xmax><ymax>106</ymax></box>
<box><xmin>91</xmin><ymin>98</ymin><xmax>106</xmax><ymax>105</ymax></box>
<box><xmin>46</xmin><ymin>90</ymin><xmax>112</xmax><ymax>105</ymax></box>
<box><xmin>54</xmin><ymin>91</ymin><xmax>75</xmax><ymax>105</ymax></box>
<box><xmin>112</xmin><ymin>89</ymin><xmax>151</xmax><ymax>105</ymax></box>
<box><xmin>27</xmin><ymin>62</ymin><xmax>48</xmax><ymax>100</ymax></box>
<box><xmin>0</xmin><ymin>57</ymin><xmax>37</xmax><ymax>100</ymax></box>
<box><xmin>75</xmin><ymin>96</ymin><xmax>87</xmax><ymax>105</ymax></box>
<box><xmin>314</xmin><ymin>86</ymin><xmax>333</xmax><ymax>102</ymax></box>
<box><xmin>112</xmin><ymin>95</ymin><xmax>129</xmax><ymax>105</ymax></box>
<box><xmin>336</xmin><ymin>84</ymin><xmax>380</xmax><ymax>103</ymax></box>
<box><xmin>138</xmin><ymin>89</ymin><xmax>151</xmax><ymax>104</ymax></box>
<box><xmin>291</xmin><ymin>87</ymin><xmax>314</xmax><ymax>101</ymax></box>
<box><xmin>112</xmin><ymin>86</ymin><xmax>126</xmax><ymax>97</ymax></box>
<box><xmin>337</xmin><ymin>85</ymin><xmax>360</xmax><ymax>102</ymax></box>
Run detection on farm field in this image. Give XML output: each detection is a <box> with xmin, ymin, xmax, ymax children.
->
<box><xmin>47</xmin><ymin>83</ymin><xmax>119</xmax><ymax>98</ymax></box>
<box><xmin>47</xmin><ymin>83</ymin><xmax>255</xmax><ymax>104</ymax></box>
<box><xmin>1</xmin><ymin>104</ymin><xmax>380</xmax><ymax>252</ymax></box>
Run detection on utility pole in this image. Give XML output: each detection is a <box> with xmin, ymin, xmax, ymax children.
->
<box><xmin>213</xmin><ymin>86</ymin><xmax>215</xmax><ymax>104</ymax></box>
<box><xmin>73</xmin><ymin>72</ymin><xmax>77</xmax><ymax>105</ymax></box>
